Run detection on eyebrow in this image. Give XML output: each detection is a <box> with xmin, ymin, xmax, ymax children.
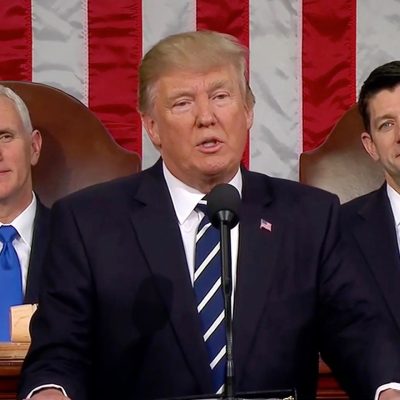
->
<box><xmin>373</xmin><ymin>113</ymin><xmax>395</xmax><ymax>124</ymax></box>
<box><xmin>167</xmin><ymin>79</ymin><xmax>232</xmax><ymax>102</ymax></box>
<box><xmin>0</xmin><ymin>128</ymin><xmax>15</xmax><ymax>133</ymax></box>
<box><xmin>208</xmin><ymin>79</ymin><xmax>229</xmax><ymax>91</ymax></box>
<box><xmin>166</xmin><ymin>90</ymin><xmax>194</xmax><ymax>103</ymax></box>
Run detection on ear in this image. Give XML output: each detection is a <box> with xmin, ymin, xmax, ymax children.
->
<box><xmin>30</xmin><ymin>129</ymin><xmax>42</xmax><ymax>166</ymax></box>
<box><xmin>141</xmin><ymin>113</ymin><xmax>161</xmax><ymax>148</ymax></box>
<box><xmin>361</xmin><ymin>131</ymin><xmax>379</xmax><ymax>161</ymax></box>
<box><xmin>245</xmin><ymin>106</ymin><xmax>254</xmax><ymax>131</ymax></box>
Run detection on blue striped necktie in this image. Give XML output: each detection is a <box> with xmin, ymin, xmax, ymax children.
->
<box><xmin>0</xmin><ymin>225</ymin><xmax>23</xmax><ymax>341</ymax></box>
<box><xmin>193</xmin><ymin>201</ymin><xmax>226</xmax><ymax>394</ymax></box>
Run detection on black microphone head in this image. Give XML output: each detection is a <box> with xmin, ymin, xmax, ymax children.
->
<box><xmin>206</xmin><ymin>183</ymin><xmax>241</xmax><ymax>229</ymax></box>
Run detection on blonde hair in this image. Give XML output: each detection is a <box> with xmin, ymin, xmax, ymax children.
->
<box><xmin>138</xmin><ymin>30</ymin><xmax>255</xmax><ymax>113</ymax></box>
<box><xmin>0</xmin><ymin>85</ymin><xmax>33</xmax><ymax>133</ymax></box>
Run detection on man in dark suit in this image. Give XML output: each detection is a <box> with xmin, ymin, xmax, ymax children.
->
<box><xmin>341</xmin><ymin>60</ymin><xmax>400</xmax><ymax>390</ymax></box>
<box><xmin>18</xmin><ymin>32</ymin><xmax>400</xmax><ymax>400</ymax></box>
<box><xmin>0</xmin><ymin>85</ymin><xmax>50</xmax><ymax>340</ymax></box>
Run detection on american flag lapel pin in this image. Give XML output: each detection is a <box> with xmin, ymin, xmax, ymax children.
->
<box><xmin>260</xmin><ymin>218</ymin><xmax>272</xmax><ymax>232</ymax></box>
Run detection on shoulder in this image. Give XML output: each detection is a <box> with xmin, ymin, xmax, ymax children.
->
<box><xmin>273</xmin><ymin>176</ymin><xmax>337</xmax><ymax>202</ymax></box>
<box><xmin>340</xmin><ymin>188</ymin><xmax>380</xmax><ymax>220</ymax></box>
<box><xmin>245</xmin><ymin>169</ymin><xmax>339</xmax><ymax>207</ymax></box>
<box><xmin>52</xmin><ymin>167</ymin><xmax>156</xmax><ymax>215</ymax></box>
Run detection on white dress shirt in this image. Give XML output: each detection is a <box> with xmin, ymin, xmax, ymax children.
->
<box><xmin>387</xmin><ymin>183</ymin><xmax>400</xmax><ymax>251</ymax></box>
<box><xmin>0</xmin><ymin>193</ymin><xmax>37</xmax><ymax>294</ymax></box>
<box><xmin>162</xmin><ymin>163</ymin><xmax>241</xmax><ymax>295</ymax></box>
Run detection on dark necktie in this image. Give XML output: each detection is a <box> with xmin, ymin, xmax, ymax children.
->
<box><xmin>0</xmin><ymin>226</ymin><xmax>23</xmax><ymax>341</ymax></box>
<box><xmin>193</xmin><ymin>201</ymin><xmax>226</xmax><ymax>394</ymax></box>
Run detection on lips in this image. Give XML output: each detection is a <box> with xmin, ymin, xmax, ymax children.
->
<box><xmin>197</xmin><ymin>138</ymin><xmax>223</xmax><ymax>153</ymax></box>
<box><xmin>201</xmin><ymin>139</ymin><xmax>220</xmax><ymax>148</ymax></box>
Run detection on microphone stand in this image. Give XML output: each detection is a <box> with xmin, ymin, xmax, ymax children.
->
<box><xmin>218</xmin><ymin>213</ymin><xmax>235</xmax><ymax>400</ymax></box>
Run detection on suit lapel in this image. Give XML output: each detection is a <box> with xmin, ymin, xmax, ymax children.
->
<box><xmin>128</xmin><ymin>162</ymin><xmax>213</xmax><ymax>393</ymax></box>
<box><xmin>352</xmin><ymin>185</ymin><xmax>400</xmax><ymax>332</ymax></box>
<box><xmin>25</xmin><ymin>198</ymin><xmax>51</xmax><ymax>303</ymax></box>
<box><xmin>233</xmin><ymin>171</ymin><xmax>286</xmax><ymax>383</ymax></box>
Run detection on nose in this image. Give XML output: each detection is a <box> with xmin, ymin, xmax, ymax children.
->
<box><xmin>195</xmin><ymin>98</ymin><xmax>216</xmax><ymax>128</ymax></box>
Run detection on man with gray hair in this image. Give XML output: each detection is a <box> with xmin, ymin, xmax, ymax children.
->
<box><xmin>18</xmin><ymin>32</ymin><xmax>400</xmax><ymax>400</ymax></box>
<box><xmin>0</xmin><ymin>85</ymin><xmax>50</xmax><ymax>340</ymax></box>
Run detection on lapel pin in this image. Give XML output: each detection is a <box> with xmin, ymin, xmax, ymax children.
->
<box><xmin>260</xmin><ymin>218</ymin><xmax>272</xmax><ymax>232</ymax></box>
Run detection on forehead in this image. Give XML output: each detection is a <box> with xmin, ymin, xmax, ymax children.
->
<box><xmin>369</xmin><ymin>84</ymin><xmax>400</xmax><ymax>115</ymax></box>
<box><xmin>156</xmin><ymin>65</ymin><xmax>239</xmax><ymax>93</ymax></box>
<box><xmin>0</xmin><ymin>96</ymin><xmax>24</xmax><ymax>129</ymax></box>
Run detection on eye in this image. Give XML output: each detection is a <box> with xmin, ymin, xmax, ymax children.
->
<box><xmin>171</xmin><ymin>99</ymin><xmax>192</xmax><ymax>112</ymax></box>
<box><xmin>212</xmin><ymin>92</ymin><xmax>229</xmax><ymax>101</ymax></box>
<box><xmin>378</xmin><ymin>120</ymin><xmax>395</xmax><ymax>131</ymax></box>
<box><xmin>174</xmin><ymin>100</ymin><xmax>190</xmax><ymax>107</ymax></box>
<box><xmin>0</xmin><ymin>133</ymin><xmax>14</xmax><ymax>143</ymax></box>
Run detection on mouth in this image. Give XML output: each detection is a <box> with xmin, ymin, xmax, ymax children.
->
<box><xmin>197</xmin><ymin>138</ymin><xmax>223</xmax><ymax>152</ymax></box>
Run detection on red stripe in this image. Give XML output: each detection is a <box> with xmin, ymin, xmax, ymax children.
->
<box><xmin>302</xmin><ymin>0</ymin><xmax>356</xmax><ymax>152</ymax></box>
<box><xmin>87</xmin><ymin>0</ymin><xmax>142</xmax><ymax>155</ymax></box>
<box><xmin>0</xmin><ymin>1</ymin><xmax>32</xmax><ymax>81</ymax></box>
<box><xmin>196</xmin><ymin>0</ymin><xmax>250</xmax><ymax>168</ymax></box>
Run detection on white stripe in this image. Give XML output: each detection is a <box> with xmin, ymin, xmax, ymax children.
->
<box><xmin>249</xmin><ymin>0</ymin><xmax>301</xmax><ymax>180</ymax></box>
<box><xmin>141</xmin><ymin>0</ymin><xmax>196</xmax><ymax>168</ymax></box>
<box><xmin>194</xmin><ymin>243</ymin><xmax>220</xmax><ymax>281</ymax></box>
<box><xmin>196</xmin><ymin>222</ymin><xmax>212</xmax><ymax>241</ymax></box>
<box><xmin>203</xmin><ymin>310</ymin><xmax>224</xmax><ymax>341</ymax></box>
<box><xmin>32</xmin><ymin>0</ymin><xmax>88</xmax><ymax>105</ymax></box>
<box><xmin>216</xmin><ymin>384</ymin><xmax>225</xmax><ymax>395</ymax></box>
<box><xmin>197</xmin><ymin>278</ymin><xmax>222</xmax><ymax>313</ymax></box>
<box><xmin>210</xmin><ymin>345</ymin><xmax>226</xmax><ymax>370</ymax></box>
<box><xmin>356</xmin><ymin>0</ymin><xmax>400</xmax><ymax>98</ymax></box>
<box><xmin>297</xmin><ymin>0</ymin><xmax>303</xmax><ymax>155</ymax></box>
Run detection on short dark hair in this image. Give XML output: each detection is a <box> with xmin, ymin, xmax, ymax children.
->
<box><xmin>358</xmin><ymin>61</ymin><xmax>400</xmax><ymax>132</ymax></box>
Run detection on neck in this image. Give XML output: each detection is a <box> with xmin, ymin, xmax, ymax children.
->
<box><xmin>0</xmin><ymin>192</ymin><xmax>33</xmax><ymax>224</ymax></box>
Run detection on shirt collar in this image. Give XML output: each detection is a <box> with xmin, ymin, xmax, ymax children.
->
<box><xmin>386</xmin><ymin>183</ymin><xmax>400</xmax><ymax>227</ymax></box>
<box><xmin>162</xmin><ymin>162</ymin><xmax>242</xmax><ymax>225</ymax></box>
<box><xmin>0</xmin><ymin>193</ymin><xmax>37</xmax><ymax>247</ymax></box>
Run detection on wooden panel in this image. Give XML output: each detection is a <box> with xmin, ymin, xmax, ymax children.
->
<box><xmin>0</xmin><ymin>343</ymin><xmax>27</xmax><ymax>400</ymax></box>
<box><xmin>317</xmin><ymin>360</ymin><xmax>348</xmax><ymax>399</ymax></box>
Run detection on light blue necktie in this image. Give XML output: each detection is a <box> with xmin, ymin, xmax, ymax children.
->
<box><xmin>193</xmin><ymin>201</ymin><xmax>226</xmax><ymax>394</ymax></box>
<box><xmin>0</xmin><ymin>226</ymin><xmax>23</xmax><ymax>341</ymax></box>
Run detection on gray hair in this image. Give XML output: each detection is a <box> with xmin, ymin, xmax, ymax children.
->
<box><xmin>0</xmin><ymin>85</ymin><xmax>33</xmax><ymax>133</ymax></box>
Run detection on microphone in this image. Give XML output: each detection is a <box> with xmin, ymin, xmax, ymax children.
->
<box><xmin>207</xmin><ymin>183</ymin><xmax>240</xmax><ymax>230</ymax></box>
<box><xmin>207</xmin><ymin>183</ymin><xmax>241</xmax><ymax>400</ymax></box>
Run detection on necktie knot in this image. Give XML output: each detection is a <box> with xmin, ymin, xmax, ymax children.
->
<box><xmin>195</xmin><ymin>198</ymin><xmax>208</xmax><ymax>216</ymax></box>
<box><xmin>0</xmin><ymin>225</ymin><xmax>18</xmax><ymax>245</ymax></box>
<box><xmin>196</xmin><ymin>200</ymin><xmax>212</xmax><ymax>233</ymax></box>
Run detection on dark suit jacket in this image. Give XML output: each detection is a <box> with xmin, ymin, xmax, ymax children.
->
<box><xmin>18</xmin><ymin>163</ymin><xmax>400</xmax><ymax>400</ymax></box>
<box><xmin>24</xmin><ymin>198</ymin><xmax>51</xmax><ymax>304</ymax></box>
<box><xmin>341</xmin><ymin>184</ymin><xmax>400</xmax><ymax>338</ymax></box>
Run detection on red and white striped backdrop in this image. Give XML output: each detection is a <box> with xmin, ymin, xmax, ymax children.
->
<box><xmin>0</xmin><ymin>1</ymin><xmax>398</xmax><ymax>181</ymax></box>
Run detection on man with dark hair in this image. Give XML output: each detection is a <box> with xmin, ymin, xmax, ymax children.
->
<box><xmin>18</xmin><ymin>34</ymin><xmax>400</xmax><ymax>400</ymax></box>
<box><xmin>341</xmin><ymin>60</ymin><xmax>400</xmax><ymax>395</ymax></box>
